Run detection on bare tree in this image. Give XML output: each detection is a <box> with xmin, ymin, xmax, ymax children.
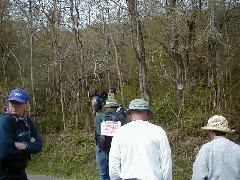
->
<box><xmin>69</xmin><ymin>0</ymin><xmax>94</xmax><ymax>129</ymax></box>
<box><xmin>104</xmin><ymin>0</ymin><xmax>126</xmax><ymax>104</ymax></box>
<box><xmin>41</xmin><ymin>0</ymin><xmax>67</xmax><ymax>130</ymax></box>
<box><xmin>207</xmin><ymin>0</ymin><xmax>222</xmax><ymax>110</ymax></box>
<box><xmin>27</xmin><ymin>0</ymin><xmax>36</xmax><ymax>115</ymax></box>
<box><xmin>126</xmin><ymin>0</ymin><xmax>150</xmax><ymax>101</ymax></box>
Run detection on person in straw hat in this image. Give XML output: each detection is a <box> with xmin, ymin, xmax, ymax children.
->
<box><xmin>109</xmin><ymin>99</ymin><xmax>172</xmax><ymax>180</ymax></box>
<box><xmin>192</xmin><ymin>115</ymin><xmax>240</xmax><ymax>180</ymax></box>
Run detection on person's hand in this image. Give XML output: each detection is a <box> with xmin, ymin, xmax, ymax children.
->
<box><xmin>14</xmin><ymin>142</ymin><xmax>27</xmax><ymax>150</ymax></box>
<box><xmin>15</xmin><ymin>137</ymin><xmax>35</xmax><ymax>150</ymax></box>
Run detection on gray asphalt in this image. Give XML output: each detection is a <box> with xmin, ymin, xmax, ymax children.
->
<box><xmin>28</xmin><ymin>174</ymin><xmax>64</xmax><ymax>180</ymax></box>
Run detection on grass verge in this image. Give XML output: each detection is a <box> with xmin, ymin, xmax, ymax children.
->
<box><xmin>27</xmin><ymin>127</ymin><xmax>239</xmax><ymax>180</ymax></box>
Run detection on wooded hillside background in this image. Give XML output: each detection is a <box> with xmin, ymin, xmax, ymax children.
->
<box><xmin>1</xmin><ymin>0</ymin><xmax>240</xmax><ymax>131</ymax></box>
<box><xmin>1</xmin><ymin>0</ymin><xmax>240</xmax><ymax>178</ymax></box>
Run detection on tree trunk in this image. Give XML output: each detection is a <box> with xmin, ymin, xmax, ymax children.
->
<box><xmin>110</xmin><ymin>30</ymin><xmax>125</xmax><ymax>105</ymax></box>
<box><xmin>126</xmin><ymin>0</ymin><xmax>150</xmax><ymax>101</ymax></box>
<box><xmin>208</xmin><ymin>0</ymin><xmax>221</xmax><ymax>110</ymax></box>
<box><xmin>167</xmin><ymin>0</ymin><xmax>186</xmax><ymax>107</ymax></box>
<box><xmin>28</xmin><ymin>0</ymin><xmax>36</xmax><ymax>116</ymax></box>
<box><xmin>69</xmin><ymin>0</ymin><xmax>91</xmax><ymax>129</ymax></box>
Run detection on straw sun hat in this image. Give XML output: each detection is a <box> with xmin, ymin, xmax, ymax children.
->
<box><xmin>201</xmin><ymin>115</ymin><xmax>233</xmax><ymax>133</ymax></box>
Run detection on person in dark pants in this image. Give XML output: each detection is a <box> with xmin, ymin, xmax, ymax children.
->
<box><xmin>94</xmin><ymin>99</ymin><xmax>127</xmax><ymax>180</ymax></box>
<box><xmin>0</xmin><ymin>88</ymin><xmax>43</xmax><ymax>180</ymax></box>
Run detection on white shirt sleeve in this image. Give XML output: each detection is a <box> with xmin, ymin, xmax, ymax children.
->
<box><xmin>109</xmin><ymin>135</ymin><xmax>121</xmax><ymax>180</ymax></box>
<box><xmin>160</xmin><ymin>132</ymin><xmax>173</xmax><ymax>180</ymax></box>
<box><xmin>191</xmin><ymin>146</ymin><xmax>208</xmax><ymax>180</ymax></box>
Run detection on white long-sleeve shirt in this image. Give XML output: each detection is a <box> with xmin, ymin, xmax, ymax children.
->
<box><xmin>192</xmin><ymin>138</ymin><xmax>240</xmax><ymax>180</ymax></box>
<box><xmin>109</xmin><ymin>120</ymin><xmax>172</xmax><ymax>180</ymax></box>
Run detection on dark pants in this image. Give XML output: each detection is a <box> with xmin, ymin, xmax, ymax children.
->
<box><xmin>0</xmin><ymin>169</ymin><xmax>28</xmax><ymax>180</ymax></box>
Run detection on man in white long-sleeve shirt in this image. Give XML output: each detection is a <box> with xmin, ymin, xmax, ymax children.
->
<box><xmin>109</xmin><ymin>99</ymin><xmax>172</xmax><ymax>180</ymax></box>
<box><xmin>192</xmin><ymin>115</ymin><xmax>240</xmax><ymax>180</ymax></box>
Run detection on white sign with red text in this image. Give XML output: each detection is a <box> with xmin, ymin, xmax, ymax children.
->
<box><xmin>101</xmin><ymin>121</ymin><xmax>121</xmax><ymax>136</ymax></box>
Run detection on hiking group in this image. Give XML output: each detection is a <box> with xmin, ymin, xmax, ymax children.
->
<box><xmin>94</xmin><ymin>98</ymin><xmax>240</xmax><ymax>180</ymax></box>
<box><xmin>0</xmin><ymin>87</ymin><xmax>239</xmax><ymax>180</ymax></box>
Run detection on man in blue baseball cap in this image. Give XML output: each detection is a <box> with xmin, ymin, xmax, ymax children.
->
<box><xmin>0</xmin><ymin>88</ymin><xmax>43</xmax><ymax>180</ymax></box>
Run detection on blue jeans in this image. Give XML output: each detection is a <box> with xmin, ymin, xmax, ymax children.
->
<box><xmin>95</xmin><ymin>146</ymin><xmax>110</xmax><ymax>180</ymax></box>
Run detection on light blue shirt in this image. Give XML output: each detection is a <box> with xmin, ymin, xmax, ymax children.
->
<box><xmin>192</xmin><ymin>138</ymin><xmax>240</xmax><ymax>180</ymax></box>
<box><xmin>109</xmin><ymin>120</ymin><xmax>172</xmax><ymax>180</ymax></box>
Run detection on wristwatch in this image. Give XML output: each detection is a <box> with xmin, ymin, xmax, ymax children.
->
<box><xmin>22</xmin><ymin>141</ymin><xmax>28</xmax><ymax>150</ymax></box>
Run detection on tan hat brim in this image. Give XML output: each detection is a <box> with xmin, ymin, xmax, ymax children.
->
<box><xmin>201</xmin><ymin>126</ymin><xmax>233</xmax><ymax>133</ymax></box>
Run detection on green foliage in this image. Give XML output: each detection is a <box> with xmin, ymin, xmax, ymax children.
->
<box><xmin>151</xmin><ymin>93</ymin><xmax>209</xmax><ymax>136</ymax></box>
<box><xmin>27</xmin><ymin>107</ymin><xmax>240</xmax><ymax>180</ymax></box>
<box><xmin>28</xmin><ymin>131</ymin><xmax>99</xmax><ymax>180</ymax></box>
<box><xmin>36</xmin><ymin>115</ymin><xmax>63</xmax><ymax>133</ymax></box>
<box><xmin>1</xmin><ymin>1</ymin><xmax>240</xmax><ymax>179</ymax></box>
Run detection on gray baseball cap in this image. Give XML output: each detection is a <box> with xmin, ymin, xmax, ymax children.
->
<box><xmin>126</xmin><ymin>99</ymin><xmax>152</xmax><ymax>114</ymax></box>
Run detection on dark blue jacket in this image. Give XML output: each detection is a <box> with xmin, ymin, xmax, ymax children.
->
<box><xmin>0</xmin><ymin>114</ymin><xmax>43</xmax><ymax>171</ymax></box>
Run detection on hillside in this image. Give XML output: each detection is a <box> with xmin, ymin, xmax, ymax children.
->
<box><xmin>27</xmin><ymin>122</ymin><xmax>239</xmax><ymax>180</ymax></box>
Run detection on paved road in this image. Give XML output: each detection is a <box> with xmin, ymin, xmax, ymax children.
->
<box><xmin>28</xmin><ymin>174</ymin><xmax>64</xmax><ymax>180</ymax></box>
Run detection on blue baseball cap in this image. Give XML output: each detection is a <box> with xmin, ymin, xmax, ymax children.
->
<box><xmin>7</xmin><ymin>88</ymin><xmax>29</xmax><ymax>103</ymax></box>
